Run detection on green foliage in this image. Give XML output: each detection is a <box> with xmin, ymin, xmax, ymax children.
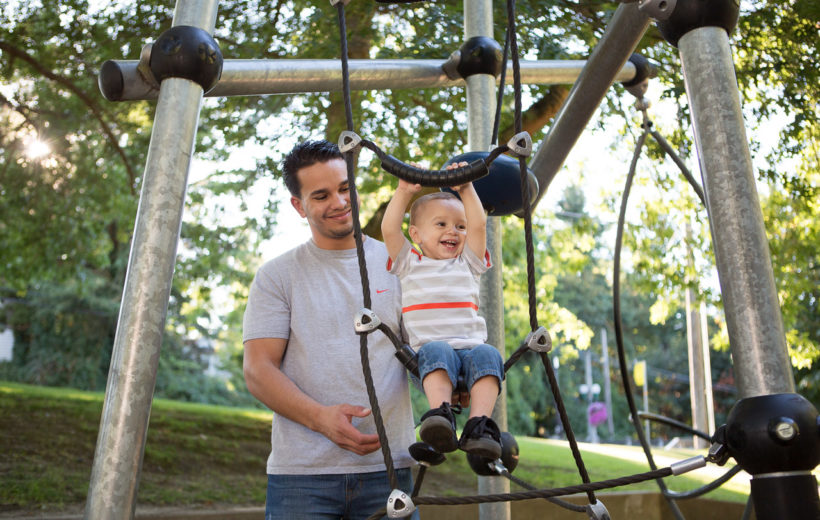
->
<box><xmin>763</xmin><ymin>175</ymin><xmax>820</xmax><ymax>379</ymax></box>
<box><xmin>0</xmin><ymin>381</ymin><xmax>749</xmax><ymax>515</ymax></box>
<box><xmin>1</xmin><ymin>0</ymin><xmax>816</xmax><ymax>418</ymax></box>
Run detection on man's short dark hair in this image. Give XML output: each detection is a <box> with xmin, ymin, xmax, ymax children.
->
<box><xmin>281</xmin><ymin>140</ymin><xmax>344</xmax><ymax>198</ymax></box>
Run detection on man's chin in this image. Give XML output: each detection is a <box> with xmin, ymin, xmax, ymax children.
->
<box><xmin>329</xmin><ymin>226</ymin><xmax>354</xmax><ymax>239</ymax></box>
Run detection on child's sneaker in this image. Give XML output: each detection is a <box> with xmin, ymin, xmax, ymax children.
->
<box><xmin>419</xmin><ymin>402</ymin><xmax>459</xmax><ymax>453</ymax></box>
<box><xmin>459</xmin><ymin>416</ymin><xmax>502</xmax><ymax>460</ymax></box>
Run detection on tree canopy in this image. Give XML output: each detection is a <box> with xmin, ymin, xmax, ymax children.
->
<box><xmin>1</xmin><ymin>0</ymin><xmax>817</xmax><ymax>418</ymax></box>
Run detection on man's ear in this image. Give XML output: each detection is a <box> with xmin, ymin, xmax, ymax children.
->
<box><xmin>291</xmin><ymin>196</ymin><xmax>307</xmax><ymax>218</ymax></box>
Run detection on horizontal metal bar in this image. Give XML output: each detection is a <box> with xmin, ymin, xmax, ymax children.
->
<box><xmin>99</xmin><ymin>58</ymin><xmax>637</xmax><ymax>101</ymax></box>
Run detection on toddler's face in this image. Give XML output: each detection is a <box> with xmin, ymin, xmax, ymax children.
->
<box><xmin>409</xmin><ymin>199</ymin><xmax>467</xmax><ymax>259</ymax></box>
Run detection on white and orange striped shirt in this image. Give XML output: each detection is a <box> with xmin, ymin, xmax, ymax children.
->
<box><xmin>388</xmin><ymin>238</ymin><xmax>491</xmax><ymax>351</ymax></box>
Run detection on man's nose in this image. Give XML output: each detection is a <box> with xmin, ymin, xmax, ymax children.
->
<box><xmin>332</xmin><ymin>191</ymin><xmax>349</xmax><ymax>207</ymax></box>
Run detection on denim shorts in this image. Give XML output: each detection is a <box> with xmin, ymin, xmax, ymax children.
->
<box><xmin>265</xmin><ymin>467</ymin><xmax>418</xmax><ymax>520</ymax></box>
<box><xmin>415</xmin><ymin>341</ymin><xmax>504</xmax><ymax>393</ymax></box>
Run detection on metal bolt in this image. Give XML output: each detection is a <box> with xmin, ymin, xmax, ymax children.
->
<box><xmin>773</xmin><ymin>419</ymin><xmax>797</xmax><ymax>441</ymax></box>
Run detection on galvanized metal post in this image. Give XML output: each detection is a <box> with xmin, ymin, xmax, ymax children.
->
<box><xmin>529</xmin><ymin>3</ymin><xmax>650</xmax><ymax>208</ymax></box>
<box><xmin>678</xmin><ymin>27</ymin><xmax>794</xmax><ymax>397</ymax></box>
<box><xmin>463</xmin><ymin>1</ymin><xmax>510</xmax><ymax>520</ymax></box>
<box><xmin>85</xmin><ymin>1</ymin><xmax>219</xmax><ymax>518</ymax></box>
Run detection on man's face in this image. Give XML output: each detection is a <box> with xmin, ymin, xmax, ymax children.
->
<box><xmin>290</xmin><ymin>158</ymin><xmax>354</xmax><ymax>249</ymax></box>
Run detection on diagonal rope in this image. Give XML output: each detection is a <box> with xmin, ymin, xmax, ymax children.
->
<box><xmin>335</xmin><ymin>1</ymin><xmax>398</xmax><ymax>491</ymax></box>
<box><xmin>612</xmin><ymin>119</ymin><xmax>685</xmax><ymax>520</ymax></box>
<box><xmin>504</xmin><ymin>0</ymin><xmax>597</xmax><ymax>505</ymax></box>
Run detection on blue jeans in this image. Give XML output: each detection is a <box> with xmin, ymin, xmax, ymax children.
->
<box><xmin>416</xmin><ymin>341</ymin><xmax>504</xmax><ymax>393</ymax></box>
<box><xmin>265</xmin><ymin>468</ymin><xmax>419</xmax><ymax>519</ymax></box>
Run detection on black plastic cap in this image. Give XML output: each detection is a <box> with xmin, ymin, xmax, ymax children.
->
<box><xmin>621</xmin><ymin>53</ymin><xmax>652</xmax><ymax>88</ymax></box>
<box><xmin>456</xmin><ymin>36</ymin><xmax>503</xmax><ymax>78</ymax></box>
<box><xmin>656</xmin><ymin>0</ymin><xmax>740</xmax><ymax>48</ymax></box>
<box><xmin>443</xmin><ymin>152</ymin><xmax>539</xmax><ymax>216</ymax></box>
<box><xmin>149</xmin><ymin>25</ymin><xmax>223</xmax><ymax>93</ymax></box>
<box><xmin>725</xmin><ymin>393</ymin><xmax>820</xmax><ymax>475</ymax></box>
<box><xmin>466</xmin><ymin>431</ymin><xmax>519</xmax><ymax>475</ymax></box>
<box><xmin>98</xmin><ymin>60</ymin><xmax>125</xmax><ymax>101</ymax></box>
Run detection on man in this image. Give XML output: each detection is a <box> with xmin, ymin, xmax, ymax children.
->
<box><xmin>243</xmin><ymin>139</ymin><xmax>417</xmax><ymax>519</ymax></box>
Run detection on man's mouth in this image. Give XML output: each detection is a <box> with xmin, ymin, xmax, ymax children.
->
<box><xmin>327</xmin><ymin>209</ymin><xmax>351</xmax><ymax>221</ymax></box>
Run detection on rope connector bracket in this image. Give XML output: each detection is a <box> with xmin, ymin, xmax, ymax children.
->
<box><xmin>586</xmin><ymin>500</ymin><xmax>612</xmax><ymax>520</ymax></box>
<box><xmin>338</xmin><ymin>130</ymin><xmax>361</xmax><ymax>153</ymax></box>
<box><xmin>507</xmin><ymin>131</ymin><xmax>533</xmax><ymax>157</ymax></box>
<box><xmin>525</xmin><ymin>326</ymin><xmax>552</xmax><ymax>353</ymax></box>
<box><xmin>328</xmin><ymin>0</ymin><xmax>352</xmax><ymax>6</ymax></box>
<box><xmin>354</xmin><ymin>308</ymin><xmax>381</xmax><ymax>333</ymax></box>
<box><xmin>386</xmin><ymin>489</ymin><xmax>415</xmax><ymax>518</ymax></box>
<box><xmin>637</xmin><ymin>0</ymin><xmax>677</xmax><ymax>21</ymax></box>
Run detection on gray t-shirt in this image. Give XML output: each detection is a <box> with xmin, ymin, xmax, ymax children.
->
<box><xmin>243</xmin><ymin>237</ymin><xmax>415</xmax><ymax>475</ymax></box>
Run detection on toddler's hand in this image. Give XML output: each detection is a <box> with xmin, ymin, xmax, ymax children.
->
<box><xmin>398</xmin><ymin>178</ymin><xmax>422</xmax><ymax>193</ymax></box>
<box><xmin>445</xmin><ymin>161</ymin><xmax>470</xmax><ymax>192</ymax></box>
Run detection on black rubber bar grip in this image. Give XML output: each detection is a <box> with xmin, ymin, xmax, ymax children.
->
<box><xmin>380</xmin><ymin>155</ymin><xmax>489</xmax><ymax>187</ymax></box>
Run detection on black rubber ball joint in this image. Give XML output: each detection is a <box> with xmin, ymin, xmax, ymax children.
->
<box><xmin>149</xmin><ymin>25</ymin><xmax>223</xmax><ymax>93</ymax></box>
<box><xmin>725</xmin><ymin>393</ymin><xmax>820</xmax><ymax>475</ymax></box>
<box><xmin>656</xmin><ymin>0</ymin><xmax>740</xmax><ymax>48</ymax></box>
<box><xmin>456</xmin><ymin>36</ymin><xmax>503</xmax><ymax>78</ymax></box>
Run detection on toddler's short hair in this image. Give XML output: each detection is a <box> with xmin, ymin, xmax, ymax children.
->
<box><xmin>409</xmin><ymin>191</ymin><xmax>460</xmax><ymax>226</ymax></box>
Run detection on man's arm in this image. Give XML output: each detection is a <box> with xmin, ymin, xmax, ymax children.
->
<box><xmin>454</xmin><ymin>181</ymin><xmax>487</xmax><ymax>260</ymax></box>
<box><xmin>243</xmin><ymin>337</ymin><xmax>381</xmax><ymax>456</ymax></box>
<box><xmin>381</xmin><ymin>179</ymin><xmax>421</xmax><ymax>260</ymax></box>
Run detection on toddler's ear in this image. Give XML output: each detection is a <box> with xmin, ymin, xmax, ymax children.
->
<box><xmin>408</xmin><ymin>225</ymin><xmax>420</xmax><ymax>244</ymax></box>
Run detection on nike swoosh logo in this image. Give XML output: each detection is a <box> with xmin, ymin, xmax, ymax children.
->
<box><xmin>376</xmin><ymin>289</ymin><xmax>389</xmax><ymax>294</ymax></box>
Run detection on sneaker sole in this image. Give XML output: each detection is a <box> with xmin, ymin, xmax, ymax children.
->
<box><xmin>461</xmin><ymin>438</ymin><xmax>501</xmax><ymax>460</ymax></box>
<box><xmin>419</xmin><ymin>416</ymin><xmax>458</xmax><ymax>453</ymax></box>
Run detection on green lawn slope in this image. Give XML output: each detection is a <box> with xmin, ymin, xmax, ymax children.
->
<box><xmin>1</xmin><ymin>381</ymin><xmax>749</xmax><ymax>516</ymax></box>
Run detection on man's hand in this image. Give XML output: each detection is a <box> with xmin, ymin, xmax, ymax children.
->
<box><xmin>316</xmin><ymin>404</ymin><xmax>381</xmax><ymax>456</ymax></box>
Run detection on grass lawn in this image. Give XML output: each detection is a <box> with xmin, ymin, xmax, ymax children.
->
<box><xmin>1</xmin><ymin>381</ymin><xmax>749</xmax><ymax>516</ymax></box>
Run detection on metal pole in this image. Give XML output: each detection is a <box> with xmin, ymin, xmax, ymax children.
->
<box><xmin>100</xmin><ymin>58</ymin><xmax>639</xmax><ymax>101</ymax></box>
<box><xmin>678</xmin><ymin>26</ymin><xmax>794</xmax><ymax>397</ymax></box>
<box><xmin>600</xmin><ymin>328</ymin><xmax>614</xmax><ymax>439</ymax></box>
<box><xmin>700</xmin><ymin>302</ymin><xmax>716</xmax><ymax>436</ymax></box>
<box><xmin>685</xmin><ymin>285</ymin><xmax>709</xmax><ymax>448</ymax></box>
<box><xmin>529</xmin><ymin>3</ymin><xmax>650</xmax><ymax>209</ymax></box>
<box><xmin>643</xmin><ymin>367</ymin><xmax>650</xmax><ymax>444</ymax></box>
<box><xmin>85</xmin><ymin>1</ymin><xmax>219</xmax><ymax>518</ymax></box>
<box><xmin>685</xmin><ymin>221</ymin><xmax>710</xmax><ymax>449</ymax></box>
<box><xmin>463</xmin><ymin>2</ymin><xmax>509</xmax><ymax>520</ymax></box>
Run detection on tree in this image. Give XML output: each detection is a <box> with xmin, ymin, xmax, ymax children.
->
<box><xmin>1</xmin><ymin>0</ymin><xmax>816</xmax><ymax>407</ymax></box>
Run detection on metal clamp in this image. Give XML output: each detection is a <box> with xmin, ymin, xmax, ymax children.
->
<box><xmin>338</xmin><ymin>130</ymin><xmax>361</xmax><ymax>153</ymax></box>
<box><xmin>137</xmin><ymin>43</ymin><xmax>160</xmax><ymax>89</ymax></box>
<box><xmin>707</xmin><ymin>441</ymin><xmax>730</xmax><ymax>466</ymax></box>
<box><xmin>386</xmin><ymin>489</ymin><xmax>415</xmax><ymax>518</ymax></box>
<box><xmin>637</xmin><ymin>0</ymin><xmax>677</xmax><ymax>21</ymax></box>
<box><xmin>490</xmin><ymin>459</ymin><xmax>506</xmax><ymax>475</ymax></box>
<box><xmin>328</xmin><ymin>0</ymin><xmax>352</xmax><ymax>6</ymax></box>
<box><xmin>671</xmin><ymin>455</ymin><xmax>707</xmax><ymax>475</ymax></box>
<box><xmin>354</xmin><ymin>308</ymin><xmax>381</xmax><ymax>333</ymax></box>
<box><xmin>525</xmin><ymin>326</ymin><xmax>552</xmax><ymax>353</ymax></box>
<box><xmin>586</xmin><ymin>500</ymin><xmax>611</xmax><ymax>520</ymax></box>
<box><xmin>633</xmin><ymin>96</ymin><xmax>651</xmax><ymax>112</ymax></box>
<box><xmin>506</xmin><ymin>131</ymin><xmax>533</xmax><ymax>157</ymax></box>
